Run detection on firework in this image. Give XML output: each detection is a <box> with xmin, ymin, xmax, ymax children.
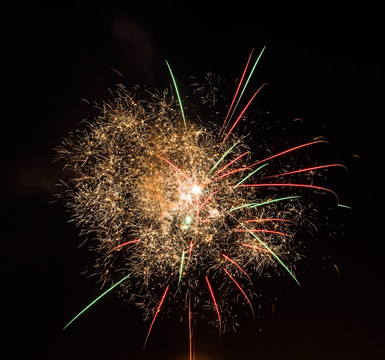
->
<box><xmin>58</xmin><ymin>47</ymin><xmax>346</xmax><ymax>356</ymax></box>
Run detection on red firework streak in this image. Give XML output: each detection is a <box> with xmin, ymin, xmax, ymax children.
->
<box><xmin>213</xmin><ymin>151</ymin><xmax>250</xmax><ymax>178</ymax></box>
<box><xmin>222</xmin><ymin>267</ymin><xmax>255</xmax><ymax>321</ymax></box>
<box><xmin>199</xmin><ymin>191</ymin><xmax>218</xmax><ymax>211</ymax></box>
<box><xmin>213</xmin><ymin>166</ymin><xmax>248</xmax><ymax>181</ymax></box>
<box><xmin>219</xmin><ymin>48</ymin><xmax>255</xmax><ymax>138</ymax></box>
<box><xmin>155</xmin><ymin>153</ymin><xmax>192</xmax><ymax>184</ymax></box>
<box><xmin>241</xmin><ymin>243</ymin><xmax>269</xmax><ymax>252</ymax></box>
<box><xmin>188</xmin><ymin>241</ymin><xmax>194</xmax><ymax>258</ymax></box>
<box><xmin>220</xmin><ymin>46</ymin><xmax>266</xmax><ymax>142</ymax></box>
<box><xmin>205</xmin><ymin>276</ymin><xmax>221</xmax><ymax>336</ymax></box>
<box><xmin>142</xmin><ymin>286</ymin><xmax>170</xmax><ymax>352</ymax></box>
<box><xmin>107</xmin><ymin>239</ymin><xmax>141</xmax><ymax>254</ymax></box>
<box><xmin>235</xmin><ymin>229</ymin><xmax>290</xmax><ymax>237</ymax></box>
<box><xmin>222</xmin><ymin>253</ymin><xmax>252</xmax><ymax>282</ymax></box>
<box><xmin>221</xmin><ymin>83</ymin><xmax>268</xmax><ymax>145</ymax></box>
<box><xmin>188</xmin><ymin>296</ymin><xmax>195</xmax><ymax>360</ymax></box>
<box><xmin>243</xmin><ymin>218</ymin><xmax>293</xmax><ymax>224</ymax></box>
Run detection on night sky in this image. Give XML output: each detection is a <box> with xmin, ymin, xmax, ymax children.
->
<box><xmin>2</xmin><ymin>1</ymin><xmax>384</xmax><ymax>359</ymax></box>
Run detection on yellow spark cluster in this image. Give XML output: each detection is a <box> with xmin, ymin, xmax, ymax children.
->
<box><xmin>57</xmin><ymin>85</ymin><xmax>302</xmax><ymax>329</ymax></box>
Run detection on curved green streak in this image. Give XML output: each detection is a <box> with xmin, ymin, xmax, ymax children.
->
<box><xmin>337</xmin><ymin>204</ymin><xmax>352</xmax><ymax>209</ymax></box>
<box><xmin>228</xmin><ymin>46</ymin><xmax>266</xmax><ymax>122</ymax></box>
<box><xmin>63</xmin><ymin>273</ymin><xmax>131</xmax><ymax>330</ymax></box>
<box><xmin>165</xmin><ymin>60</ymin><xmax>186</xmax><ymax>129</ymax></box>
<box><xmin>234</xmin><ymin>163</ymin><xmax>269</xmax><ymax>188</ymax></box>
<box><xmin>209</xmin><ymin>141</ymin><xmax>240</xmax><ymax>175</ymax></box>
<box><xmin>230</xmin><ymin>195</ymin><xmax>301</xmax><ymax>212</ymax></box>
<box><xmin>249</xmin><ymin>195</ymin><xmax>301</xmax><ymax>208</ymax></box>
<box><xmin>178</xmin><ymin>251</ymin><xmax>186</xmax><ymax>286</ymax></box>
<box><xmin>238</xmin><ymin>221</ymin><xmax>300</xmax><ymax>285</ymax></box>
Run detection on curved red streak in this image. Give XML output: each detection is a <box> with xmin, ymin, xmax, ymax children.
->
<box><xmin>155</xmin><ymin>154</ymin><xmax>192</xmax><ymax>183</ymax></box>
<box><xmin>199</xmin><ymin>191</ymin><xmax>217</xmax><ymax>210</ymax></box>
<box><xmin>188</xmin><ymin>296</ymin><xmax>193</xmax><ymax>360</ymax></box>
<box><xmin>222</xmin><ymin>83</ymin><xmax>268</xmax><ymax>145</ymax></box>
<box><xmin>176</xmin><ymin>174</ymin><xmax>184</xmax><ymax>199</ymax></box>
<box><xmin>205</xmin><ymin>276</ymin><xmax>221</xmax><ymax>334</ymax></box>
<box><xmin>220</xmin><ymin>49</ymin><xmax>255</xmax><ymax>137</ymax></box>
<box><xmin>143</xmin><ymin>286</ymin><xmax>169</xmax><ymax>352</ymax></box>
<box><xmin>213</xmin><ymin>167</ymin><xmax>247</xmax><ymax>181</ymax></box>
<box><xmin>188</xmin><ymin>241</ymin><xmax>194</xmax><ymax>258</ymax></box>
<box><xmin>223</xmin><ymin>267</ymin><xmax>255</xmax><ymax>320</ymax></box>
<box><xmin>243</xmin><ymin>218</ymin><xmax>291</xmax><ymax>223</ymax></box>
<box><xmin>222</xmin><ymin>254</ymin><xmax>251</xmax><ymax>281</ymax></box>
<box><xmin>236</xmin><ymin>229</ymin><xmax>290</xmax><ymax>236</ymax></box>
<box><xmin>241</xmin><ymin>243</ymin><xmax>268</xmax><ymax>252</ymax></box>
<box><xmin>108</xmin><ymin>239</ymin><xmax>141</xmax><ymax>254</ymax></box>
<box><xmin>249</xmin><ymin>140</ymin><xmax>328</xmax><ymax>168</ymax></box>
<box><xmin>233</xmin><ymin>182</ymin><xmax>338</xmax><ymax>200</ymax></box>
<box><xmin>214</xmin><ymin>151</ymin><xmax>250</xmax><ymax>177</ymax></box>
<box><xmin>264</xmin><ymin>163</ymin><xmax>347</xmax><ymax>179</ymax></box>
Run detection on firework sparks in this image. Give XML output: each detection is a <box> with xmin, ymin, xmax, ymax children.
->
<box><xmin>58</xmin><ymin>47</ymin><xmax>346</xmax><ymax>354</ymax></box>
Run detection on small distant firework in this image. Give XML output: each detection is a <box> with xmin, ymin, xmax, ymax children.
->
<box><xmin>58</xmin><ymin>47</ymin><xmax>346</xmax><ymax>357</ymax></box>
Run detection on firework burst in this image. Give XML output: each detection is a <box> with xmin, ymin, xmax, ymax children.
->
<box><xmin>58</xmin><ymin>47</ymin><xmax>346</xmax><ymax>356</ymax></box>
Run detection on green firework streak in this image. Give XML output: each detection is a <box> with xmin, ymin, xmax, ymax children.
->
<box><xmin>63</xmin><ymin>273</ymin><xmax>131</xmax><ymax>330</ymax></box>
<box><xmin>230</xmin><ymin>195</ymin><xmax>301</xmax><ymax>212</ymax></box>
<box><xmin>209</xmin><ymin>141</ymin><xmax>240</xmax><ymax>175</ymax></box>
<box><xmin>165</xmin><ymin>60</ymin><xmax>186</xmax><ymax>129</ymax></box>
<box><xmin>229</xmin><ymin>46</ymin><xmax>266</xmax><ymax>120</ymax></box>
<box><xmin>337</xmin><ymin>204</ymin><xmax>352</xmax><ymax>209</ymax></box>
<box><xmin>238</xmin><ymin>220</ymin><xmax>300</xmax><ymax>285</ymax></box>
<box><xmin>178</xmin><ymin>251</ymin><xmax>186</xmax><ymax>286</ymax></box>
<box><xmin>234</xmin><ymin>163</ymin><xmax>269</xmax><ymax>188</ymax></box>
<box><xmin>249</xmin><ymin>195</ymin><xmax>301</xmax><ymax>208</ymax></box>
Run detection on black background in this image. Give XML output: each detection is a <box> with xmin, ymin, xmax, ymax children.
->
<box><xmin>2</xmin><ymin>1</ymin><xmax>384</xmax><ymax>359</ymax></box>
